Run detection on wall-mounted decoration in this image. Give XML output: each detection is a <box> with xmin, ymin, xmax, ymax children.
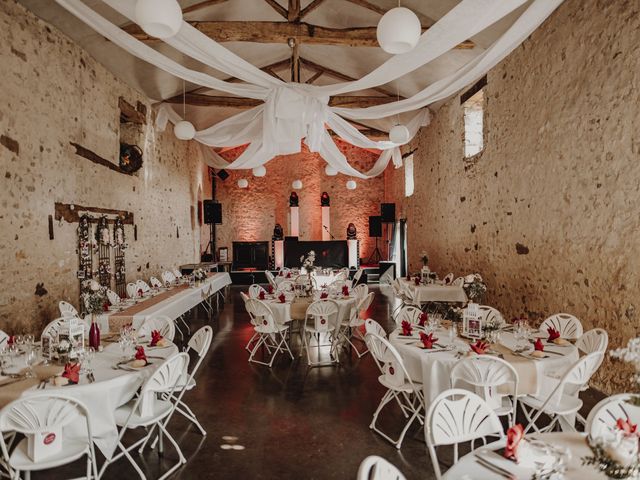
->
<box><xmin>289</xmin><ymin>192</ymin><xmax>299</xmax><ymax>207</ymax></box>
<box><xmin>272</xmin><ymin>223</ymin><xmax>284</xmax><ymax>241</ymax></box>
<box><xmin>321</xmin><ymin>192</ymin><xmax>330</xmax><ymax>207</ymax></box>
<box><xmin>77</xmin><ymin>214</ymin><xmax>94</xmax><ymax>314</ymax></box>
<box><xmin>218</xmin><ymin>247</ymin><xmax>228</xmax><ymax>262</ymax></box>
<box><xmin>347</xmin><ymin>223</ymin><xmax>357</xmax><ymax>239</ymax></box>
<box><xmin>119</xmin><ymin>143</ymin><xmax>143</xmax><ymax>174</ymax></box>
<box><xmin>113</xmin><ymin>217</ymin><xmax>126</xmax><ymax>298</ymax></box>
<box><xmin>95</xmin><ymin>216</ymin><xmax>111</xmax><ymax>288</ymax></box>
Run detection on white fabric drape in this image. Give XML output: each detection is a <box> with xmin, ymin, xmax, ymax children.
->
<box><xmin>55</xmin><ymin>0</ymin><xmax>564</xmax><ymax>177</ymax></box>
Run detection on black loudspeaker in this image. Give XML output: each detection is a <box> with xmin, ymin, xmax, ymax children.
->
<box><xmin>216</xmin><ymin>169</ymin><xmax>229</xmax><ymax>181</ymax></box>
<box><xmin>203</xmin><ymin>200</ymin><xmax>222</xmax><ymax>224</ymax></box>
<box><xmin>381</xmin><ymin>203</ymin><xmax>396</xmax><ymax>223</ymax></box>
<box><xmin>368</xmin><ymin>216</ymin><xmax>382</xmax><ymax>237</ymax></box>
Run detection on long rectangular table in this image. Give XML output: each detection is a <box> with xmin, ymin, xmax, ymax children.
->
<box><xmin>97</xmin><ymin>272</ymin><xmax>231</xmax><ymax>333</ymax></box>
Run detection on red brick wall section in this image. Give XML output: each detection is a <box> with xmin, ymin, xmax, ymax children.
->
<box><xmin>214</xmin><ymin>139</ymin><xmax>385</xmax><ymax>261</ymax></box>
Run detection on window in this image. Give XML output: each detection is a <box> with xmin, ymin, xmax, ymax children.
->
<box><xmin>461</xmin><ymin>76</ymin><xmax>486</xmax><ymax>159</ymax></box>
<box><xmin>404</xmin><ymin>154</ymin><xmax>414</xmax><ymax>197</ymax></box>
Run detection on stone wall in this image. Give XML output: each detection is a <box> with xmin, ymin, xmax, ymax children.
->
<box><xmin>214</xmin><ymin>140</ymin><xmax>385</xmax><ymax>262</ymax></box>
<box><xmin>0</xmin><ymin>0</ymin><xmax>206</xmax><ymax>332</ymax></box>
<box><xmin>385</xmin><ymin>0</ymin><xmax>640</xmax><ymax>393</ymax></box>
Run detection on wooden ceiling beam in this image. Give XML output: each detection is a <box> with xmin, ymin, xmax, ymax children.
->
<box><xmin>305</xmin><ymin>70</ymin><xmax>324</xmax><ymax>84</ymax></box>
<box><xmin>123</xmin><ymin>21</ymin><xmax>474</xmax><ymax>49</ymax></box>
<box><xmin>287</xmin><ymin>0</ymin><xmax>300</xmax><ymax>22</ymax></box>
<box><xmin>165</xmin><ymin>93</ymin><xmax>398</xmax><ymax>108</ymax></box>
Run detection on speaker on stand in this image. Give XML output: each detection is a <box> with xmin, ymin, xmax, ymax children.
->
<box><xmin>381</xmin><ymin>203</ymin><xmax>395</xmax><ymax>261</ymax></box>
<box><xmin>202</xmin><ymin>200</ymin><xmax>222</xmax><ymax>262</ymax></box>
<box><xmin>367</xmin><ymin>216</ymin><xmax>382</xmax><ymax>264</ymax></box>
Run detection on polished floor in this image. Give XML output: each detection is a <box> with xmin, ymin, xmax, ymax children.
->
<box><xmin>39</xmin><ymin>285</ymin><xmax>604</xmax><ymax>479</ymax></box>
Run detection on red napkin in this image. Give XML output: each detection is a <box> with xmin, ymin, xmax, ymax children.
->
<box><xmin>504</xmin><ymin>424</ymin><xmax>525</xmax><ymax>461</ymax></box>
<box><xmin>286</xmin><ymin>272</ymin><xmax>292</xmax><ymax>278</ymax></box>
<box><xmin>547</xmin><ymin>327</ymin><xmax>560</xmax><ymax>342</ymax></box>
<box><xmin>267</xmin><ymin>285</ymin><xmax>274</xmax><ymax>294</ymax></box>
<box><xmin>279</xmin><ymin>270</ymin><xmax>284</xmax><ymax>276</ymax></box>
<box><xmin>405</xmin><ymin>274</ymin><xmax>411</xmax><ymax>281</ymax></box>
<box><xmin>444</xmin><ymin>277</ymin><xmax>451</xmax><ymax>284</ymax></box>
<box><xmin>419</xmin><ymin>312</ymin><xmax>428</xmax><ymax>327</ymax></box>
<box><xmin>320</xmin><ymin>292</ymin><xmax>329</xmax><ymax>299</ymax></box>
<box><xmin>103</xmin><ymin>301</ymin><xmax>110</xmax><ymax>311</ymax></box>
<box><xmin>278</xmin><ymin>293</ymin><xmax>286</xmax><ymax>303</ymax></box>
<box><xmin>258</xmin><ymin>291</ymin><xmax>266</xmax><ymax>300</ymax></box>
<box><xmin>7</xmin><ymin>336</ymin><xmax>14</xmax><ymax>346</ymax></box>
<box><xmin>135</xmin><ymin>346</ymin><xmax>147</xmax><ymax>362</ymax></box>
<box><xmin>62</xmin><ymin>362</ymin><xmax>80</xmax><ymax>384</ymax></box>
<box><xmin>401</xmin><ymin>320</ymin><xmax>413</xmax><ymax>336</ymax></box>
<box><xmin>534</xmin><ymin>338</ymin><xmax>544</xmax><ymax>351</ymax></box>
<box><xmin>617</xmin><ymin>418</ymin><xmax>638</xmax><ymax>436</ymax></box>
<box><xmin>150</xmin><ymin>330</ymin><xmax>163</xmax><ymax>347</ymax></box>
<box><xmin>419</xmin><ymin>332</ymin><xmax>438</xmax><ymax>349</ymax></box>
<box><xmin>414</xmin><ymin>277</ymin><xmax>421</xmax><ymax>286</ymax></box>
<box><xmin>342</xmin><ymin>285</ymin><xmax>349</xmax><ymax>297</ymax></box>
<box><xmin>137</xmin><ymin>288</ymin><xmax>143</xmax><ymax>297</ymax></box>
<box><xmin>470</xmin><ymin>340</ymin><xmax>489</xmax><ymax>354</ymax></box>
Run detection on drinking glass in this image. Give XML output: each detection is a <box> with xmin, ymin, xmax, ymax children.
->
<box><xmin>448</xmin><ymin>325</ymin><xmax>456</xmax><ymax>343</ymax></box>
<box><xmin>25</xmin><ymin>334</ymin><xmax>34</xmax><ymax>348</ymax></box>
<box><xmin>118</xmin><ymin>338</ymin><xmax>130</xmax><ymax>362</ymax></box>
<box><xmin>7</xmin><ymin>345</ymin><xmax>18</xmax><ymax>368</ymax></box>
<box><xmin>24</xmin><ymin>347</ymin><xmax>38</xmax><ymax>378</ymax></box>
<box><xmin>85</xmin><ymin>347</ymin><xmax>95</xmax><ymax>374</ymax></box>
<box><xmin>15</xmin><ymin>335</ymin><xmax>24</xmax><ymax>352</ymax></box>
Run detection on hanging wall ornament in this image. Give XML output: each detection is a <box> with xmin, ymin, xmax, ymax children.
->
<box><xmin>113</xmin><ymin>217</ymin><xmax>127</xmax><ymax>298</ymax></box>
<box><xmin>389</xmin><ymin>124</ymin><xmax>411</xmax><ymax>144</ymax></box>
<box><xmin>347</xmin><ymin>223</ymin><xmax>357</xmax><ymax>239</ymax></box>
<box><xmin>95</xmin><ymin>216</ymin><xmax>111</xmax><ymax>288</ymax></box>
<box><xmin>237</xmin><ymin>178</ymin><xmax>249</xmax><ymax>188</ymax></box>
<box><xmin>289</xmin><ymin>192</ymin><xmax>299</xmax><ymax>207</ymax></box>
<box><xmin>77</xmin><ymin>214</ymin><xmax>92</xmax><ymax>281</ymax></box>
<box><xmin>320</xmin><ymin>192</ymin><xmax>330</xmax><ymax>207</ymax></box>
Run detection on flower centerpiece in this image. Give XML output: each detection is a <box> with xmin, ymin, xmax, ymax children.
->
<box><xmin>298</xmin><ymin>251</ymin><xmax>317</xmax><ymax>296</ymax></box>
<box><xmin>81</xmin><ymin>279</ymin><xmax>106</xmax><ymax>349</ymax></box>
<box><xmin>463</xmin><ymin>273</ymin><xmax>487</xmax><ymax>303</ymax></box>
<box><xmin>582</xmin><ymin>419</ymin><xmax>640</xmax><ymax>479</ymax></box>
<box><xmin>482</xmin><ymin>315</ymin><xmax>502</xmax><ymax>343</ymax></box>
<box><xmin>192</xmin><ymin>268</ymin><xmax>207</xmax><ymax>286</ymax></box>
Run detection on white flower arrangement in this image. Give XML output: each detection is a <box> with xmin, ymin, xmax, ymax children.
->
<box><xmin>300</xmin><ymin>251</ymin><xmax>317</xmax><ymax>274</ymax></box>
<box><xmin>192</xmin><ymin>268</ymin><xmax>207</xmax><ymax>282</ymax></box>
<box><xmin>583</xmin><ymin>421</ymin><xmax>640</xmax><ymax>478</ymax></box>
<box><xmin>463</xmin><ymin>273</ymin><xmax>487</xmax><ymax>302</ymax></box>
<box><xmin>611</xmin><ymin>337</ymin><xmax>640</xmax><ymax>386</ymax></box>
<box><xmin>81</xmin><ymin>280</ymin><xmax>107</xmax><ymax>315</ymax></box>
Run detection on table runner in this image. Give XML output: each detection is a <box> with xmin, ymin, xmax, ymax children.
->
<box><xmin>492</xmin><ymin>343</ymin><xmax>538</xmax><ymax>395</ymax></box>
<box><xmin>108</xmin><ymin>285</ymin><xmax>190</xmax><ymax>327</ymax></box>
<box><xmin>0</xmin><ymin>365</ymin><xmax>65</xmax><ymax>408</ymax></box>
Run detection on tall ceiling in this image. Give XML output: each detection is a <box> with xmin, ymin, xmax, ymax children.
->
<box><xmin>17</xmin><ymin>0</ymin><xmax>531</xmax><ymax>133</ymax></box>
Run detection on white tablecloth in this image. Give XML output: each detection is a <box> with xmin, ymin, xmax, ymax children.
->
<box><xmin>21</xmin><ymin>341</ymin><xmax>179</xmax><ymax>459</ymax></box>
<box><xmin>401</xmin><ymin>279</ymin><xmax>467</xmax><ymax>303</ymax></box>
<box><xmin>390</xmin><ymin>329</ymin><xmax>579</xmax><ymax>407</ymax></box>
<box><xmin>98</xmin><ymin>272</ymin><xmax>231</xmax><ymax>332</ymax></box>
<box><xmin>266</xmin><ymin>294</ymin><xmax>356</xmax><ymax>327</ymax></box>
<box><xmin>275</xmin><ymin>273</ymin><xmax>337</xmax><ymax>288</ymax></box>
<box><xmin>442</xmin><ymin>433</ymin><xmax>605</xmax><ymax>479</ymax></box>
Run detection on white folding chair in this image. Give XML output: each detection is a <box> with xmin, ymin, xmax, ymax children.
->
<box><xmin>338</xmin><ymin>292</ymin><xmax>375</xmax><ymax>358</ymax></box>
<box><xmin>367</xmin><ymin>333</ymin><xmax>425</xmax><ymax>449</ymax></box>
<box><xmin>539</xmin><ymin>313</ymin><xmax>584</xmax><ymax>340</ymax></box>
<box><xmin>149</xmin><ymin>276</ymin><xmax>163</xmax><ymax>288</ymax></box>
<box><xmin>138</xmin><ymin>315</ymin><xmax>176</xmax><ymax>342</ymax></box>
<box><xmin>390</xmin><ymin>279</ymin><xmax>409</xmax><ymax>317</ymax></box>
<box><xmin>365</xmin><ymin>319</ymin><xmax>387</xmax><ymax>339</ymax></box>
<box><xmin>172</xmin><ymin>269</ymin><xmax>183</xmax><ymax>279</ymax></box>
<box><xmin>302</xmin><ymin>300</ymin><xmax>340</xmax><ymax>366</ymax></box>
<box><xmin>576</xmin><ymin>328</ymin><xmax>608</xmax><ymax>355</ymax></box>
<box><xmin>379</xmin><ymin>266</ymin><xmax>394</xmax><ymax>286</ymax></box>
<box><xmin>357</xmin><ymin>455</ymin><xmax>406</xmax><ymax>480</ymax></box>
<box><xmin>394</xmin><ymin>305</ymin><xmax>422</xmax><ymax>326</ymax></box>
<box><xmin>248</xmin><ymin>284</ymin><xmax>267</xmax><ymax>299</ymax></box>
<box><xmin>41</xmin><ymin>317</ymin><xmax>66</xmax><ymax>339</ymax></box>
<box><xmin>106</xmin><ymin>289</ymin><xmax>121</xmax><ymax>306</ymax></box>
<box><xmin>521</xmin><ymin>351</ymin><xmax>604</xmax><ymax>433</ymax></box>
<box><xmin>100</xmin><ymin>353</ymin><xmax>189</xmax><ymax>480</ymax></box>
<box><xmin>0</xmin><ymin>393</ymin><xmax>98</xmax><ymax>480</ymax></box>
<box><xmin>58</xmin><ymin>301</ymin><xmax>78</xmax><ymax>319</ymax></box>
<box><xmin>442</xmin><ymin>273</ymin><xmax>454</xmax><ymax>284</ymax></box>
<box><xmin>452</xmin><ymin>277</ymin><xmax>464</xmax><ymax>287</ymax></box>
<box><xmin>135</xmin><ymin>279</ymin><xmax>151</xmax><ymax>293</ymax></box>
<box><xmin>332</xmin><ymin>271</ymin><xmax>348</xmax><ymax>284</ymax></box>
<box><xmin>245</xmin><ymin>299</ymin><xmax>293</xmax><ymax>367</ymax></box>
<box><xmin>265</xmin><ymin>271</ymin><xmax>278</xmax><ymax>290</ymax></box>
<box><xmin>126</xmin><ymin>282</ymin><xmax>137</xmax><ymax>299</ymax></box>
<box><xmin>0</xmin><ymin>330</ymin><xmax>8</xmax><ymax>347</ymax></box>
<box><xmin>478</xmin><ymin>305</ymin><xmax>505</xmax><ymax>328</ymax></box>
<box><xmin>162</xmin><ymin>271</ymin><xmax>176</xmax><ymax>286</ymax></box>
<box><xmin>586</xmin><ymin>393</ymin><xmax>640</xmax><ymax>438</ymax></box>
<box><xmin>352</xmin><ymin>284</ymin><xmax>369</xmax><ymax>302</ymax></box>
<box><xmin>425</xmin><ymin>389</ymin><xmax>504</xmax><ymax>479</ymax></box>
<box><xmin>450</xmin><ymin>356</ymin><xmax>519</xmax><ymax>424</ymax></box>
<box><xmin>352</xmin><ymin>268</ymin><xmax>364</xmax><ymax>286</ymax></box>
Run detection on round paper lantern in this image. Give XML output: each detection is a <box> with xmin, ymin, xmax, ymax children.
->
<box><xmin>325</xmin><ymin>165</ymin><xmax>338</xmax><ymax>176</ymax></box>
<box><xmin>346</xmin><ymin>180</ymin><xmax>357</xmax><ymax>190</ymax></box>
<box><xmin>135</xmin><ymin>0</ymin><xmax>183</xmax><ymax>39</ymax></box>
<box><xmin>252</xmin><ymin>165</ymin><xmax>266</xmax><ymax>177</ymax></box>
<box><xmin>174</xmin><ymin>120</ymin><xmax>195</xmax><ymax>140</ymax></box>
<box><xmin>237</xmin><ymin>178</ymin><xmax>248</xmax><ymax>188</ymax></box>
<box><xmin>376</xmin><ymin>7</ymin><xmax>421</xmax><ymax>54</ymax></box>
<box><xmin>389</xmin><ymin>124</ymin><xmax>410</xmax><ymax>144</ymax></box>
<box><xmin>292</xmin><ymin>180</ymin><xmax>303</xmax><ymax>190</ymax></box>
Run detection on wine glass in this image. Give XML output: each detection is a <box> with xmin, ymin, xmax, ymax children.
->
<box><xmin>24</xmin><ymin>347</ymin><xmax>38</xmax><ymax>378</ymax></box>
<box><xmin>85</xmin><ymin>347</ymin><xmax>95</xmax><ymax>374</ymax></box>
<box><xmin>15</xmin><ymin>335</ymin><xmax>24</xmax><ymax>352</ymax></box>
<box><xmin>7</xmin><ymin>345</ymin><xmax>18</xmax><ymax>368</ymax></box>
<box><xmin>25</xmin><ymin>334</ymin><xmax>34</xmax><ymax>348</ymax></box>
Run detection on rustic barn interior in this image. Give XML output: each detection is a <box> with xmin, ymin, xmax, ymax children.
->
<box><xmin>1</xmin><ymin>0</ymin><xmax>639</xmax><ymax>479</ymax></box>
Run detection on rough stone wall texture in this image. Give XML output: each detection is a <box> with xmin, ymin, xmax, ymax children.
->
<box><xmin>215</xmin><ymin>140</ymin><xmax>384</xmax><ymax>261</ymax></box>
<box><xmin>385</xmin><ymin>0</ymin><xmax>640</xmax><ymax>393</ymax></box>
<box><xmin>0</xmin><ymin>0</ymin><xmax>206</xmax><ymax>332</ymax></box>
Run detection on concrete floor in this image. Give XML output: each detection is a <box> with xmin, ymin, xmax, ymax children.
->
<box><xmin>36</xmin><ymin>285</ymin><xmax>604</xmax><ymax>479</ymax></box>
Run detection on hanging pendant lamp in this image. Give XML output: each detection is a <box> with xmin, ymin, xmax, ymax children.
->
<box><xmin>325</xmin><ymin>166</ymin><xmax>338</xmax><ymax>176</ymax></box>
<box><xmin>292</xmin><ymin>180</ymin><xmax>303</xmax><ymax>190</ymax></box>
<box><xmin>252</xmin><ymin>166</ymin><xmax>266</xmax><ymax>177</ymax></box>
<box><xmin>376</xmin><ymin>6</ymin><xmax>421</xmax><ymax>54</ymax></box>
<box><xmin>174</xmin><ymin>80</ymin><xmax>195</xmax><ymax>140</ymax></box>
<box><xmin>237</xmin><ymin>179</ymin><xmax>249</xmax><ymax>188</ymax></box>
<box><xmin>135</xmin><ymin>0</ymin><xmax>183</xmax><ymax>40</ymax></box>
<box><xmin>389</xmin><ymin>124</ymin><xmax>410</xmax><ymax>144</ymax></box>
<box><xmin>346</xmin><ymin>180</ymin><xmax>357</xmax><ymax>190</ymax></box>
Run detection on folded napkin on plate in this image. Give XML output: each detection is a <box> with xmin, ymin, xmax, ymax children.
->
<box><xmin>258</xmin><ymin>291</ymin><xmax>266</xmax><ymax>300</ymax></box>
<box><xmin>617</xmin><ymin>418</ymin><xmax>638</xmax><ymax>436</ymax></box>
<box><xmin>320</xmin><ymin>292</ymin><xmax>328</xmax><ymax>299</ymax></box>
<box><xmin>419</xmin><ymin>332</ymin><xmax>438</xmax><ymax>349</ymax></box>
<box><xmin>286</xmin><ymin>272</ymin><xmax>292</xmax><ymax>278</ymax></box>
<box><xmin>150</xmin><ymin>330</ymin><xmax>164</xmax><ymax>347</ymax></box>
<box><xmin>470</xmin><ymin>340</ymin><xmax>489</xmax><ymax>354</ymax></box>
<box><xmin>342</xmin><ymin>285</ymin><xmax>349</xmax><ymax>296</ymax></box>
<box><xmin>61</xmin><ymin>362</ymin><xmax>80</xmax><ymax>384</ymax></box>
<box><xmin>267</xmin><ymin>285</ymin><xmax>274</xmax><ymax>294</ymax></box>
<box><xmin>401</xmin><ymin>320</ymin><xmax>413</xmax><ymax>336</ymax></box>
<box><xmin>7</xmin><ymin>335</ymin><xmax>14</xmax><ymax>346</ymax></box>
<box><xmin>278</xmin><ymin>293</ymin><xmax>286</xmax><ymax>303</ymax></box>
<box><xmin>135</xmin><ymin>346</ymin><xmax>147</xmax><ymax>362</ymax></box>
<box><xmin>504</xmin><ymin>424</ymin><xmax>525</xmax><ymax>461</ymax></box>
<box><xmin>414</xmin><ymin>277</ymin><xmax>421</xmax><ymax>286</ymax></box>
<box><xmin>419</xmin><ymin>312</ymin><xmax>428</xmax><ymax>327</ymax></box>
<box><xmin>534</xmin><ymin>338</ymin><xmax>545</xmax><ymax>351</ymax></box>
<box><xmin>547</xmin><ymin>327</ymin><xmax>560</xmax><ymax>342</ymax></box>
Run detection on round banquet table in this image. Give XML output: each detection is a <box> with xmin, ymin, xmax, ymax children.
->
<box><xmin>442</xmin><ymin>433</ymin><xmax>606</xmax><ymax>479</ymax></box>
<box><xmin>266</xmin><ymin>292</ymin><xmax>357</xmax><ymax>327</ymax></box>
<box><xmin>389</xmin><ymin>327</ymin><xmax>580</xmax><ymax>410</ymax></box>
<box><xmin>0</xmin><ymin>341</ymin><xmax>178</xmax><ymax>459</ymax></box>
<box><xmin>400</xmin><ymin>279</ymin><xmax>467</xmax><ymax>304</ymax></box>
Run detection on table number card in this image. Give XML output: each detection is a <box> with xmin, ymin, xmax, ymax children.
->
<box><xmin>463</xmin><ymin>303</ymin><xmax>483</xmax><ymax>338</ymax></box>
<box><xmin>28</xmin><ymin>427</ymin><xmax>62</xmax><ymax>462</ymax></box>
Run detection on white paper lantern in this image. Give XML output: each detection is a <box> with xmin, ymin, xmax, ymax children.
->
<box><xmin>389</xmin><ymin>124</ymin><xmax>410</xmax><ymax>144</ymax></box>
<box><xmin>252</xmin><ymin>165</ymin><xmax>266</xmax><ymax>177</ymax></box>
<box><xmin>325</xmin><ymin>165</ymin><xmax>338</xmax><ymax>176</ymax></box>
<box><xmin>174</xmin><ymin>120</ymin><xmax>195</xmax><ymax>140</ymax></box>
<box><xmin>346</xmin><ymin>180</ymin><xmax>357</xmax><ymax>190</ymax></box>
<box><xmin>292</xmin><ymin>180</ymin><xmax>303</xmax><ymax>190</ymax></box>
<box><xmin>376</xmin><ymin>7</ymin><xmax>421</xmax><ymax>54</ymax></box>
<box><xmin>135</xmin><ymin>0</ymin><xmax>183</xmax><ymax>39</ymax></box>
<box><xmin>237</xmin><ymin>178</ymin><xmax>249</xmax><ymax>188</ymax></box>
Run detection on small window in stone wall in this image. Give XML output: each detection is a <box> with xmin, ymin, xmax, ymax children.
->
<box><xmin>461</xmin><ymin>76</ymin><xmax>486</xmax><ymax>160</ymax></box>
